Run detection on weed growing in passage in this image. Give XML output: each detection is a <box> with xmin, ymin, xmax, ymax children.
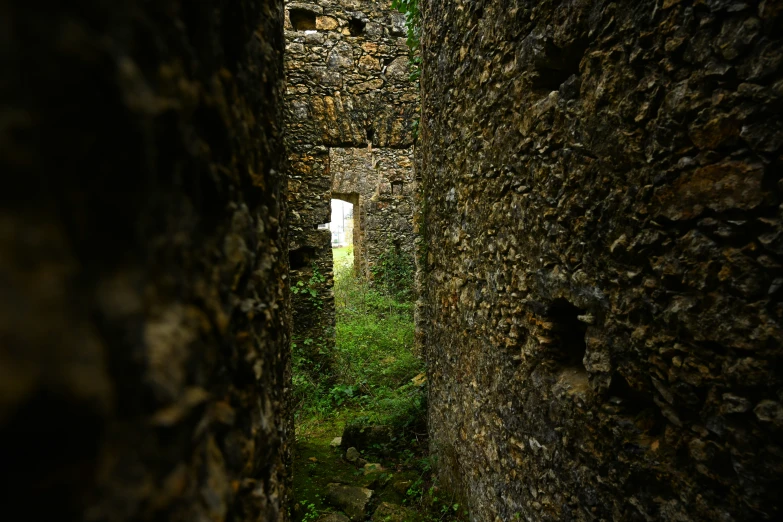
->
<box><xmin>292</xmin><ymin>247</ymin><xmax>422</xmax><ymax>429</ymax></box>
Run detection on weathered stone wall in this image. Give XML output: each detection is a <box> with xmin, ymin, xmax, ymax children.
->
<box><xmin>0</xmin><ymin>2</ymin><xmax>290</xmax><ymax>521</ymax></box>
<box><xmin>284</xmin><ymin>0</ymin><xmax>418</xmax><ymax>359</ymax></box>
<box><xmin>331</xmin><ymin>146</ymin><xmax>416</xmax><ymax>278</ymax></box>
<box><xmin>419</xmin><ymin>1</ymin><xmax>783</xmax><ymax>521</ymax></box>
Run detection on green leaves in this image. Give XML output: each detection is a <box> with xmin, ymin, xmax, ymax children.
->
<box><xmin>292</xmin><ymin>263</ymin><xmax>326</xmax><ymax>306</ymax></box>
<box><xmin>292</xmin><ymin>249</ymin><xmax>420</xmax><ymax>421</ymax></box>
<box><xmin>391</xmin><ymin>0</ymin><xmax>421</xmax><ymax>80</ymax></box>
<box><xmin>390</xmin><ymin>0</ymin><xmax>420</xmax><ymax>49</ymax></box>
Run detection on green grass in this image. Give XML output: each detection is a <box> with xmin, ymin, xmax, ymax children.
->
<box><xmin>291</xmin><ymin>248</ymin><xmax>469</xmax><ymax>522</ymax></box>
<box><xmin>293</xmin><ymin>246</ymin><xmax>422</xmax><ymax>434</ymax></box>
<box><xmin>333</xmin><ymin>245</ymin><xmax>352</xmax><ymax>266</ymax></box>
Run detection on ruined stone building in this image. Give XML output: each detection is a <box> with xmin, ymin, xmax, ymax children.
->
<box><xmin>283</xmin><ymin>0</ymin><xmax>418</xmax><ymax>364</ymax></box>
<box><xmin>3</xmin><ymin>0</ymin><xmax>783</xmax><ymax>521</ymax></box>
<box><xmin>418</xmin><ymin>0</ymin><xmax>783</xmax><ymax>521</ymax></box>
<box><xmin>1</xmin><ymin>2</ymin><xmax>291</xmax><ymax>521</ymax></box>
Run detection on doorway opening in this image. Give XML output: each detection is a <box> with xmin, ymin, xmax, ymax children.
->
<box><xmin>329</xmin><ymin>198</ymin><xmax>354</xmax><ymax>275</ymax></box>
<box><xmin>292</xmin><ymin>196</ymin><xmax>425</xmax><ymax>520</ymax></box>
<box><xmin>329</xmin><ymin>198</ymin><xmax>354</xmax><ymax>249</ymax></box>
<box><xmin>331</xmin><ymin>193</ymin><xmax>361</xmax><ymax>276</ymax></box>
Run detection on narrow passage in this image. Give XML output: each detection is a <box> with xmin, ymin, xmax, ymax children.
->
<box><xmin>291</xmin><ymin>202</ymin><xmax>464</xmax><ymax>522</ymax></box>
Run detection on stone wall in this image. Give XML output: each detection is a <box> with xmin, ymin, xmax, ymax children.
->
<box><xmin>0</xmin><ymin>2</ymin><xmax>290</xmax><ymax>521</ymax></box>
<box><xmin>284</xmin><ymin>0</ymin><xmax>418</xmax><ymax>360</ymax></box>
<box><xmin>419</xmin><ymin>1</ymin><xmax>783</xmax><ymax>521</ymax></box>
<box><xmin>331</xmin><ymin>146</ymin><xmax>416</xmax><ymax>279</ymax></box>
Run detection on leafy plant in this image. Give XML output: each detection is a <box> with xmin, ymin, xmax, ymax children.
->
<box><xmin>391</xmin><ymin>0</ymin><xmax>420</xmax><ymax>59</ymax></box>
<box><xmin>292</xmin><ymin>263</ymin><xmax>326</xmax><ymax>308</ymax></box>
<box><xmin>405</xmin><ymin>477</ymin><xmax>425</xmax><ymax>503</ymax></box>
<box><xmin>300</xmin><ymin>500</ymin><xmax>319</xmax><ymax>522</ymax></box>
<box><xmin>391</xmin><ymin>0</ymin><xmax>421</xmax><ymax>139</ymax></box>
<box><xmin>329</xmin><ymin>383</ymin><xmax>359</xmax><ymax>406</ymax></box>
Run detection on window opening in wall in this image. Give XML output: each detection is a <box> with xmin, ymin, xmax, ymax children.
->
<box><xmin>348</xmin><ymin>17</ymin><xmax>366</xmax><ymax>36</ymax></box>
<box><xmin>366</xmin><ymin>126</ymin><xmax>374</xmax><ymax>145</ymax></box>
<box><xmin>391</xmin><ymin>181</ymin><xmax>404</xmax><ymax>195</ymax></box>
<box><xmin>289</xmin><ymin>246</ymin><xmax>316</xmax><ymax>270</ymax></box>
<box><xmin>290</xmin><ymin>9</ymin><xmax>317</xmax><ymax>31</ymax></box>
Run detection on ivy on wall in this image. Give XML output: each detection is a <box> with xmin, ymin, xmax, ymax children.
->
<box><xmin>391</xmin><ymin>0</ymin><xmax>421</xmax><ymax>81</ymax></box>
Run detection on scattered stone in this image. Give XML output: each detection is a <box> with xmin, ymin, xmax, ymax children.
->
<box><xmin>391</xmin><ymin>480</ymin><xmax>412</xmax><ymax>495</ymax></box>
<box><xmin>371</xmin><ymin>502</ymin><xmax>417</xmax><ymax>522</ymax></box>
<box><xmin>345</xmin><ymin>447</ymin><xmax>361</xmax><ymax>462</ymax></box>
<box><xmin>325</xmin><ymin>483</ymin><xmax>373</xmax><ymax>521</ymax></box>
<box><xmin>341</xmin><ymin>422</ymin><xmax>394</xmax><ymax>450</ymax></box>
<box><xmin>330</xmin><ymin>436</ymin><xmax>343</xmax><ymax>448</ymax></box>
<box><xmin>363</xmin><ymin>462</ymin><xmax>384</xmax><ymax>474</ymax></box>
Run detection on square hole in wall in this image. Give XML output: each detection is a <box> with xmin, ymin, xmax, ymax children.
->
<box><xmin>348</xmin><ymin>17</ymin><xmax>365</xmax><ymax>36</ymax></box>
<box><xmin>289</xmin><ymin>246</ymin><xmax>316</xmax><ymax>270</ymax></box>
<box><xmin>391</xmin><ymin>181</ymin><xmax>403</xmax><ymax>195</ymax></box>
<box><xmin>546</xmin><ymin>298</ymin><xmax>587</xmax><ymax>367</ymax></box>
<box><xmin>290</xmin><ymin>9</ymin><xmax>317</xmax><ymax>31</ymax></box>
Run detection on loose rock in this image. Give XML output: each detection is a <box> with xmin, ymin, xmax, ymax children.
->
<box><xmin>325</xmin><ymin>483</ymin><xmax>373</xmax><ymax>522</ymax></box>
<box><xmin>371</xmin><ymin>502</ymin><xmax>417</xmax><ymax>522</ymax></box>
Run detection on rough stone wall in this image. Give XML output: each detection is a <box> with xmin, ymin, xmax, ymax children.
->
<box><xmin>419</xmin><ymin>1</ymin><xmax>783</xmax><ymax>521</ymax></box>
<box><xmin>284</xmin><ymin>0</ymin><xmax>418</xmax><ymax>359</ymax></box>
<box><xmin>331</xmin><ymin>146</ymin><xmax>416</xmax><ymax>278</ymax></box>
<box><xmin>1</xmin><ymin>2</ymin><xmax>290</xmax><ymax>521</ymax></box>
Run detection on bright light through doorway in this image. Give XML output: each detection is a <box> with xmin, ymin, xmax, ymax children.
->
<box><xmin>328</xmin><ymin>199</ymin><xmax>353</xmax><ymax>247</ymax></box>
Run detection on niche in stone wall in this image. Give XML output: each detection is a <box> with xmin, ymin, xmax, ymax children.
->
<box><xmin>546</xmin><ymin>298</ymin><xmax>587</xmax><ymax>368</ymax></box>
<box><xmin>391</xmin><ymin>181</ymin><xmax>404</xmax><ymax>195</ymax></box>
<box><xmin>348</xmin><ymin>17</ymin><xmax>366</xmax><ymax>36</ymax></box>
<box><xmin>531</xmin><ymin>38</ymin><xmax>588</xmax><ymax>92</ymax></box>
<box><xmin>290</xmin><ymin>9</ymin><xmax>317</xmax><ymax>31</ymax></box>
<box><xmin>289</xmin><ymin>246</ymin><xmax>316</xmax><ymax>270</ymax></box>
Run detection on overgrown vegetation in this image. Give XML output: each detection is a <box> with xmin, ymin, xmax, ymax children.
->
<box><xmin>392</xmin><ymin>0</ymin><xmax>421</xmax><ymax>141</ymax></box>
<box><xmin>391</xmin><ymin>0</ymin><xmax>420</xmax><ymax>81</ymax></box>
<box><xmin>293</xmin><ymin>245</ymin><xmax>421</xmax><ymax>430</ymax></box>
<box><xmin>371</xmin><ymin>240</ymin><xmax>416</xmax><ymax>302</ymax></box>
<box><xmin>292</xmin><ymin>246</ymin><xmax>468</xmax><ymax>521</ymax></box>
